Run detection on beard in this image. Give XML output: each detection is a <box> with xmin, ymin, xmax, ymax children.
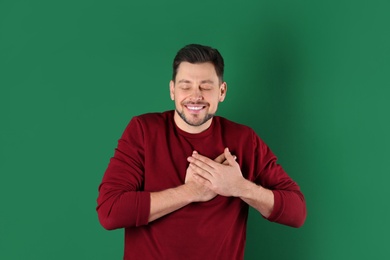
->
<box><xmin>175</xmin><ymin>108</ymin><xmax>214</xmax><ymax>127</ymax></box>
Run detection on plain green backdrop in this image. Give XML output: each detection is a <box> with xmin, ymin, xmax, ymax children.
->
<box><xmin>1</xmin><ymin>0</ymin><xmax>389</xmax><ymax>259</ymax></box>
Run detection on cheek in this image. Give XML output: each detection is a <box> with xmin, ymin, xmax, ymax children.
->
<box><xmin>207</xmin><ymin>93</ymin><xmax>222</xmax><ymax>103</ymax></box>
<box><xmin>177</xmin><ymin>92</ymin><xmax>192</xmax><ymax>102</ymax></box>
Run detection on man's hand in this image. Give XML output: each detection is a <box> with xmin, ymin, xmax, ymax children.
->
<box><xmin>148</xmin><ymin>150</ymin><xmax>241</xmax><ymax>223</ymax></box>
<box><xmin>187</xmin><ymin>148</ymin><xmax>244</xmax><ymax>197</ymax></box>
<box><xmin>184</xmin><ymin>151</ymin><xmax>233</xmax><ymax>202</ymax></box>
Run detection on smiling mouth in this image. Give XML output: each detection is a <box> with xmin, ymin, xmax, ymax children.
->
<box><xmin>184</xmin><ymin>103</ymin><xmax>207</xmax><ymax>114</ymax></box>
<box><xmin>186</xmin><ymin>105</ymin><xmax>205</xmax><ymax>111</ymax></box>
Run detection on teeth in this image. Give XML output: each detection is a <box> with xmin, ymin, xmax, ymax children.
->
<box><xmin>187</xmin><ymin>106</ymin><xmax>202</xmax><ymax>110</ymax></box>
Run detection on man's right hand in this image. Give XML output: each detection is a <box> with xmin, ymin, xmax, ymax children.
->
<box><xmin>184</xmin><ymin>151</ymin><xmax>232</xmax><ymax>202</ymax></box>
<box><xmin>148</xmin><ymin>151</ymin><xmax>235</xmax><ymax>223</ymax></box>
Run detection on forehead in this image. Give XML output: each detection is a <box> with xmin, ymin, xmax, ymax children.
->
<box><xmin>176</xmin><ymin>62</ymin><xmax>218</xmax><ymax>81</ymax></box>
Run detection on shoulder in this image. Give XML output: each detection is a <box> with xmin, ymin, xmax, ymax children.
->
<box><xmin>122</xmin><ymin>111</ymin><xmax>174</xmax><ymax>137</ymax></box>
<box><xmin>130</xmin><ymin>110</ymin><xmax>173</xmax><ymax>126</ymax></box>
<box><xmin>121</xmin><ymin>111</ymin><xmax>173</xmax><ymax>139</ymax></box>
<box><xmin>214</xmin><ymin>116</ymin><xmax>265</xmax><ymax>148</ymax></box>
<box><xmin>215</xmin><ymin>116</ymin><xmax>255</xmax><ymax>134</ymax></box>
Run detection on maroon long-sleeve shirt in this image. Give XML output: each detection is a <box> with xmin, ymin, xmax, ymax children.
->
<box><xmin>97</xmin><ymin>110</ymin><xmax>306</xmax><ymax>259</ymax></box>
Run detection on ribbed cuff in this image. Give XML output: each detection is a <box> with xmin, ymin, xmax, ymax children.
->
<box><xmin>135</xmin><ymin>191</ymin><xmax>151</xmax><ymax>226</ymax></box>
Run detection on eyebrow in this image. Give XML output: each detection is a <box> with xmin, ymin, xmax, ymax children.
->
<box><xmin>177</xmin><ymin>79</ymin><xmax>215</xmax><ymax>84</ymax></box>
<box><xmin>177</xmin><ymin>79</ymin><xmax>191</xmax><ymax>84</ymax></box>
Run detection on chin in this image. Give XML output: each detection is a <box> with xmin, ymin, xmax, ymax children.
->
<box><xmin>184</xmin><ymin>113</ymin><xmax>214</xmax><ymax>127</ymax></box>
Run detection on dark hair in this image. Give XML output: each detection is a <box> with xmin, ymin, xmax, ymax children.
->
<box><xmin>172</xmin><ymin>44</ymin><xmax>225</xmax><ymax>82</ymax></box>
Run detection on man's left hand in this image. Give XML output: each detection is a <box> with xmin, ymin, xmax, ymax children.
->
<box><xmin>187</xmin><ymin>148</ymin><xmax>244</xmax><ymax>197</ymax></box>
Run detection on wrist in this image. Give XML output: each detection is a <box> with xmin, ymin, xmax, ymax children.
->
<box><xmin>181</xmin><ymin>182</ymin><xmax>198</xmax><ymax>203</ymax></box>
<box><xmin>234</xmin><ymin>178</ymin><xmax>255</xmax><ymax>198</ymax></box>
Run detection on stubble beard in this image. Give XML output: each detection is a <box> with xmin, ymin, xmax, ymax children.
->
<box><xmin>176</xmin><ymin>108</ymin><xmax>214</xmax><ymax>127</ymax></box>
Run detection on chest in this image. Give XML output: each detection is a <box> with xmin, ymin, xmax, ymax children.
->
<box><xmin>142</xmin><ymin>133</ymin><xmax>229</xmax><ymax>191</ymax></box>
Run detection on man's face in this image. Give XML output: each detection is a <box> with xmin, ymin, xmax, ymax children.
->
<box><xmin>170</xmin><ymin>62</ymin><xmax>227</xmax><ymax>133</ymax></box>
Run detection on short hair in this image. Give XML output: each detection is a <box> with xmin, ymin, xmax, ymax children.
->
<box><xmin>172</xmin><ymin>44</ymin><xmax>225</xmax><ymax>82</ymax></box>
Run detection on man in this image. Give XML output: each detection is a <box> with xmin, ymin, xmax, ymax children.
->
<box><xmin>97</xmin><ymin>44</ymin><xmax>306</xmax><ymax>259</ymax></box>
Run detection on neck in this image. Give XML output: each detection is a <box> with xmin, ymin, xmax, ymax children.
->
<box><xmin>173</xmin><ymin>111</ymin><xmax>213</xmax><ymax>134</ymax></box>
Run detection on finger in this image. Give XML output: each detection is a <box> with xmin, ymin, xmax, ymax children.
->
<box><xmin>191</xmin><ymin>153</ymin><xmax>218</xmax><ymax>169</ymax></box>
<box><xmin>189</xmin><ymin>163</ymin><xmax>213</xmax><ymax>184</ymax></box>
<box><xmin>189</xmin><ymin>163</ymin><xmax>213</xmax><ymax>179</ymax></box>
<box><xmin>214</xmin><ymin>152</ymin><xmax>226</xmax><ymax>164</ymax></box>
<box><xmin>193</xmin><ymin>172</ymin><xmax>211</xmax><ymax>184</ymax></box>
<box><xmin>222</xmin><ymin>154</ymin><xmax>237</xmax><ymax>165</ymax></box>
<box><xmin>224</xmin><ymin>148</ymin><xmax>237</xmax><ymax>165</ymax></box>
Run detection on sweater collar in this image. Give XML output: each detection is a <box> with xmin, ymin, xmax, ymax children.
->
<box><xmin>170</xmin><ymin>110</ymin><xmax>216</xmax><ymax>139</ymax></box>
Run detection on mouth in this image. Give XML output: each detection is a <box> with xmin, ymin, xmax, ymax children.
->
<box><xmin>184</xmin><ymin>104</ymin><xmax>207</xmax><ymax>113</ymax></box>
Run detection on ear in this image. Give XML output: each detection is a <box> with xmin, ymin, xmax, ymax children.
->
<box><xmin>219</xmin><ymin>82</ymin><xmax>227</xmax><ymax>102</ymax></box>
<box><xmin>169</xmin><ymin>80</ymin><xmax>175</xmax><ymax>100</ymax></box>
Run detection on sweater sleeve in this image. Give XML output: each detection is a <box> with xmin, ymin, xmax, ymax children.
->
<box><xmin>96</xmin><ymin>117</ymin><xmax>150</xmax><ymax>230</ymax></box>
<box><xmin>254</xmin><ymin>134</ymin><xmax>307</xmax><ymax>228</ymax></box>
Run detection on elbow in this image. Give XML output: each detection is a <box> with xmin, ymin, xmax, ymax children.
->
<box><xmin>97</xmin><ymin>211</ymin><xmax>119</xmax><ymax>231</ymax></box>
<box><xmin>99</xmin><ymin>220</ymin><xmax>117</xmax><ymax>231</ymax></box>
<box><xmin>96</xmin><ymin>189</ymin><xmax>151</xmax><ymax>229</ymax></box>
<box><xmin>96</xmin><ymin>203</ymin><xmax>125</xmax><ymax>230</ymax></box>
<box><xmin>291</xmin><ymin>200</ymin><xmax>307</xmax><ymax>228</ymax></box>
<box><xmin>291</xmin><ymin>214</ymin><xmax>306</xmax><ymax>228</ymax></box>
<box><xmin>96</xmin><ymin>204</ymin><xmax>141</xmax><ymax>230</ymax></box>
<box><xmin>289</xmin><ymin>190</ymin><xmax>307</xmax><ymax>228</ymax></box>
<box><xmin>279</xmin><ymin>207</ymin><xmax>306</xmax><ymax>228</ymax></box>
<box><xmin>270</xmin><ymin>190</ymin><xmax>307</xmax><ymax>228</ymax></box>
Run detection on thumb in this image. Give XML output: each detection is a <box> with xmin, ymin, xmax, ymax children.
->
<box><xmin>224</xmin><ymin>148</ymin><xmax>236</xmax><ymax>165</ymax></box>
<box><xmin>214</xmin><ymin>152</ymin><xmax>226</xmax><ymax>164</ymax></box>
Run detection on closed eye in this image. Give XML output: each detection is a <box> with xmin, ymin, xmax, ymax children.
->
<box><xmin>179</xmin><ymin>85</ymin><xmax>191</xmax><ymax>90</ymax></box>
<box><xmin>200</xmin><ymin>85</ymin><xmax>213</xmax><ymax>90</ymax></box>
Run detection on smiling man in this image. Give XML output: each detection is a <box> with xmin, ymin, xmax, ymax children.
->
<box><xmin>170</xmin><ymin>61</ymin><xmax>226</xmax><ymax>133</ymax></box>
<box><xmin>97</xmin><ymin>44</ymin><xmax>307</xmax><ymax>260</ymax></box>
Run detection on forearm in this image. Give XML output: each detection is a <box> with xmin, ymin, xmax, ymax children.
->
<box><xmin>149</xmin><ymin>184</ymin><xmax>194</xmax><ymax>222</ymax></box>
<box><xmin>97</xmin><ymin>183</ymin><xmax>196</xmax><ymax>229</ymax></box>
<box><xmin>234</xmin><ymin>178</ymin><xmax>306</xmax><ymax>227</ymax></box>
<box><xmin>235</xmin><ymin>179</ymin><xmax>274</xmax><ymax>218</ymax></box>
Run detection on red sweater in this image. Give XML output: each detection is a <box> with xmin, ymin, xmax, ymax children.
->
<box><xmin>97</xmin><ymin>111</ymin><xmax>306</xmax><ymax>259</ymax></box>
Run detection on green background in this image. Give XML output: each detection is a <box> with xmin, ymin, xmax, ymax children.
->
<box><xmin>1</xmin><ymin>0</ymin><xmax>389</xmax><ymax>259</ymax></box>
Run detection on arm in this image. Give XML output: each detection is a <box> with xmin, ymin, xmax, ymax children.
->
<box><xmin>188</xmin><ymin>147</ymin><xmax>306</xmax><ymax>228</ymax></box>
<box><xmin>97</xmin><ymin>160</ymin><xmax>202</xmax><ymax>229</ymax></box>
<box><xmin>96</xmin><ymin>117</ymin><xmax>228</xmax><ymax>230</ymax></box>
<box><xmin>149</xmin><ymin>152</ymin><xmax>229</xmax><ymax>222</ymax></box>
<box><xmin>231</xmin><ymin>178</ymin><xmax>306</xmax><ymax>228</ymax></box>
<box><xmin>255</xmin><ymin>137</ymin><xmax>306</xmax><ymax>227</ymax></box>
<box><xmin>231</xmin><ymin>179</ymin><xmax>275</xmax><ymax>218</ymax></box>
<box><xmin>96</xmin><ymin>118</ymin><xmax>150</xmax><ymax>230</ymax></box>
<box><xmin>96</xmin><ymin>146</ymin><xmax>149</xmax><ymax>230</ymax></box>
<box><xmin>149</xmin><ymin>186</ymin><xmax>192</xmax><ymax>223</ymax></box>
<box><xmin>188</xmin><ymin>148</ymin><xmax>273</xmax><ymax>217</ymax></box>
<box><xmin>148</xmin><ymin>181</ymin><xmax>210</xmax><ymax>222</ymax></box>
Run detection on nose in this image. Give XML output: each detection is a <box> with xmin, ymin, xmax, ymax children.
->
<box><xmin>189</xmin><ymin>86</ymin><xmax>203</xmax><ymax>101</ymax></box>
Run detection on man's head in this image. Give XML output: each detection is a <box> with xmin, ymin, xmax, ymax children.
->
<box><xmin>170</xmin><ymin>44</ymin><xmax>227</xmax><ymax>134</ymax></box>
<box><xmin>172</xmin><ymin>44</ymin><xmax>225</xmax><ymax>83</ymax></box>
